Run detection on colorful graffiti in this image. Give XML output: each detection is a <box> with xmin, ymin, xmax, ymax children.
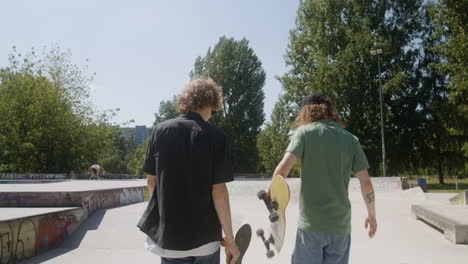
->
<box><xmin>0</xmin><ymin>219</ymin><xmax>36</xmax><ymax>264</ymax></box>
<box><xmin>0</xmin><ymin>209</ymin><xmax>83</xmax><ymax>264</ymax></box>
<box><xmin>82</xmin><ymin>188</ymin><xmax>144</xmax><ymax>217</ymax></box>
<box><xmin>0</xmin><ymin>192</ymin><xmax>72</xmax><ymax>207</ymax></box>
<box><xmin>0</xmin><ymin>186</ymin><xmax>145</xmax><ymax>263</ymax></box>
<box><xmin>36</xmin><ymin>216</ymin><xmax>71</xmax><ymax>252</ymax></box>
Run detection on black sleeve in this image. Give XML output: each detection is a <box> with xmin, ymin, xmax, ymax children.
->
<box><xmin>212</xmin><ymin>134</ymin><xmax>234</xmax><ymax>184</ymax></box>
<box><xmin>142</xmin><ymin>128</ymin><xmax>157</xmax><ymax>175</ymax></box>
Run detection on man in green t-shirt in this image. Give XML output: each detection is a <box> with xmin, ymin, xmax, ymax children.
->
<box><xmin>272</xmin><ymin>92</ymin><xmax>377</xmax><ymax>264</ymax></box>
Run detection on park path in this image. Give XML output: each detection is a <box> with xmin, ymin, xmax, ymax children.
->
<box><xmin>25</xmin><ymin>180</ymin><xmax>468</xmax><ymax>264</ymax></box>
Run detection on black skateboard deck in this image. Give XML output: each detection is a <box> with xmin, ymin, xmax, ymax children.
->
<box><xmin>223</xmin><ymin>224</ymin><xmax>252</xmax><ymax>264</ymax></box>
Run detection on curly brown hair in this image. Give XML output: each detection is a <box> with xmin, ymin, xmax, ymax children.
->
<box><xmin>293</xmin><ymin>98</ymin><xmax>345</xmax><ymax>129</ymax></box>
<box><xmin>176</xmin><ymin>78</ymin><xmax>223</xmax><ymax>113</ymax></box>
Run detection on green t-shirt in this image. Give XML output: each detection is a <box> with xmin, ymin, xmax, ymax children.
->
<box><xmin>287</xmin><ymin>120</ymin><xmax>369</xmax><ymax>234</ymax></box>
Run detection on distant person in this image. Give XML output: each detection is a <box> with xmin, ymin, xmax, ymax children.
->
<box><xmin>137</xmin><ymin>78</ymin><xmax>240</xmax><ymax>264</ymax></box>
<box><xmin>89</xmin><ymin>164</ymin><xmax>102</xmax><ymax>180</ymax></box>
<box><xmin>271</xmin><ymin>92</ymin><xmax>377</xmax><ymax>264</ymax></box>
<box><xmin>417</xmin><ymin>176</ymin><xmax>427</xmax><ymax>192</ymax></box>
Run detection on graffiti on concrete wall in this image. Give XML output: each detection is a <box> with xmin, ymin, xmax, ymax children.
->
<box><xmin>0</xmin><ymin>193</ymin><xmax>71</xmax><ymax>207</ymax></box>
<box><xmin>0</xmin><ymin>174</ymin><xmax>67</xmax><ymax>180</ymax></box>
<box><xmin>119</xmin><ymin>188</ymin><xmax>144</xmax><ymax>204</ymax></box>
<box><xmin>36</xmin><ymin>215</ymin><xmax>76</xmax><ymax>253</ymax></box>
<box><xmin>0</xmin><ymin>219</ymin><xmax>36</xmax><ymax>264</ymax></box>
<box><xmin>82</xmin><ymin>188</ymin><xmax>144</xmax><ymax>217</ymax></box>
<box><xmin>0</xmin><ymin>209</ymin><xmax>84</xmax><ymax>264</ymax></box>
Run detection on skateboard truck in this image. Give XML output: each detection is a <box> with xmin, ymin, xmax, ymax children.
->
<box><xmin>256</xmin><ymin>228</ymin><xmax>275</xmax><ymax>258</ymax></box>
<box><xmin>257</xmin><ymin>190</ymin><xmax>280</xmax><ymax>222</ymax></box>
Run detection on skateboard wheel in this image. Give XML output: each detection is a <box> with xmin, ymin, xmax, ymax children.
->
<box><xmin>269</xmin><ymin>212</ymin><xmax>279</xmax><ymax>222</ymax></box>
<box><xmin>266</xmin><ymin>250</ymin><xmax>275</xmax><ymax>258</ymax></box>
<box><xmin>256</xmin><ymin>228</ymin><xmax>264</xmax><ymax>237</ymax></box>
<box><xmin>257</xmin><ymin>190</ymin><xmax>267</xmax><ymax>200</ymax></box>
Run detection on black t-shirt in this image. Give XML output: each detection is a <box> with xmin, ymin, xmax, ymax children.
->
<box><xmin>137</xmin><ymin>111</ymin><xmax>233</xmax><ymax>250</ymax></box>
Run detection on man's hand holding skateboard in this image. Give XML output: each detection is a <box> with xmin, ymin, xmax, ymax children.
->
<box><xmin>222</xmin><ymin>224</ymin><xmax>252</xmax><ymax>264</ymax></box>
<box><xmin>224</xmin><ymin>237</ymin><xmax>240</xmax><ymax>264</ymax></box>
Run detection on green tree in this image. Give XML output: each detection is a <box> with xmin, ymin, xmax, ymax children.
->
<box><xmin>127</xmin><ymin>142</ymin><xmax>147</xmax><ymax>177</ymax></box>
<box><xmin>191</xmin><ymin>36</ymin><xmax>266</xmax><ymax>173</ymax></box>
<box><xmin>278</xmin><ymin>0</ymin><xmax>423</xmax><ymax>176</ymax></box>
<box><xmin>98</xmin><ymin>128</ymin><xmax>137</xmax><ymax>174</ymax></box>
<box><xmin>0</xmin><ymin>46</ymin><xmax>114</xmax><ymax>173</ymax></box>
<box><xmin>153</xmin><ymin>96</ymin><xmax>178</xmax><ymax>126</ymax></box>
<box><xmin>257</xmin><ymin>95</ymin><xmax>300</xmax><ymax>176</ymax></box>
<box><xmin>430</xmin><ymin>0</ymin><xmax>468</xmax><ymax>178</ymax></box>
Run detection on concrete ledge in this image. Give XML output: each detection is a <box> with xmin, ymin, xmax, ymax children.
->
<box><xmin>0</xmin><ymin>173</ymin><xmax>67</xmax><ymax>180</ymax></box>
<box><xmin>0</xmin><ymin>188</ymin><xmax>145</xmax><ymax>209</ymax></box>
<box><xmin>0</xmin><ymin>207</ymin><xmax>86</xmax><ymax>264</ymax></box>
<box><xmin>0</xmin><ymin>180</ymin><xmax>149</xmax><ymax>263</ymax></box>
<box><xmin>411</xmin><ymin>204</ymin><xmax>468</xmax><ymax>244</ymax></box>
<box><xmin>0</xmin><ymin>180</ymin><xmax>147</xmax><ymax>212</ymax></box>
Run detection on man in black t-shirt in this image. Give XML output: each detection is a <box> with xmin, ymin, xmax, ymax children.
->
<box><xmin>137</xmin><ymin>78</ymin><xmax>240</xmax><ymax>264</ymax></box>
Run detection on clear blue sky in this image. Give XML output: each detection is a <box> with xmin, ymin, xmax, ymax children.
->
<box><xmin>1</xmin><ymin>0</ymin><xmax>299</xmax><ymax>126</ymax></box>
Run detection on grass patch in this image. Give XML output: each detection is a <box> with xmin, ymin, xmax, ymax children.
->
<box><xmin>409</xmin><ymin>178</ymin><xmax>468</xmax><ymax>193</ymax></box>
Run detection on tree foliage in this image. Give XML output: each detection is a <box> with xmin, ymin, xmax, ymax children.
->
<box><xmin>277</xmin><ymin>0</ymin><xmax>425</xmax><ymax>176</ymax></box>
<box><xmin>153</xmin><ymin>96</ymin><xmax>178</xmax><ymax>126</ymax></box>
<box><xmin>190</xmin><ymin>36</ymin><xmax>266</xmax><ymax>172</ymax></box>
<box><xmin>429</xmin><ymin>0</ymin><xmax>468</xmax><ymax>179</ymax></box>
<box><xmin>257</xmin><ymin>95</ymin><xmax>300</xmax><ymax>176</ymax></box>
<box><xmin>126</xmin><ymin>142</ymin><xmax>147</xmax><ymax>177</ymax></box>
<box><xmin>0</xmin><ymin>46</ymin><xmax>114</xmax><ymax>173</ymax></box>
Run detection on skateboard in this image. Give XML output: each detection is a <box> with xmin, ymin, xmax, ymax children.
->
<box><xmin>221</xmin><ymin>224</ymin><xmax>252</xmax><ymax>264</ymax></box>
<box><xmin>256</xmin><ymin>175</ymin><xmax>290</xmax><ymax>258</ymax></box>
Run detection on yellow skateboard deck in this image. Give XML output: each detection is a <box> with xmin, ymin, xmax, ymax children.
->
<box><xmin>257</xmin><ymin>175</ymin><xmax>290</xmax><ymax>257</ymax></box>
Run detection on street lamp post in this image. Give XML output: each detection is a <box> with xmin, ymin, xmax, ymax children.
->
<box><xmin>370</xmin><ymin>48</ymin><xmax>386</xmax><ymax>177</ymax></box>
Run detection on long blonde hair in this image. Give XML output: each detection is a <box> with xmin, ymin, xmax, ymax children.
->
<box><xmin>293</xmin><ymin>98</ymin><xmax>344</xmax><ymax>129</ymax></box>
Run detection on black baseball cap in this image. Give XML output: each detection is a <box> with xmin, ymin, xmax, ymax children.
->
<box><xmin>303</xmin><ymin>92</ymin><xmax>327</xmax><ymax>106</ymax></box>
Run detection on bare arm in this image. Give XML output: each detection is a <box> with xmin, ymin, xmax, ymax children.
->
<box><xmin>273</xmin><ymin>152</ymin><xmax>298</xmax><ymax>178</ymax></box>
<box><xmin>147</xmin><ymin>174</ymin><xmax>156</xmax><ymax>195</ymax></box>
<box><xmin>212</xmin><ymin>183</ymin><xmax>239</xmax><ymax>264</ymax></box>
<box><xmin>356</xmin><ymin>169</ymin><xmax>377</xmax><ymax>238</ymax></box>
<box><xmin>212</xmin><ymin>183</ymin><xmax>234</xmax><ymax>240</ymax></box>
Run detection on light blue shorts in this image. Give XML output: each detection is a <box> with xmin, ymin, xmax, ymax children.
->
<box><xmin>291</xmin><ymin>228</ymin><xmax>351</xmax><ymax>264</ymax></box>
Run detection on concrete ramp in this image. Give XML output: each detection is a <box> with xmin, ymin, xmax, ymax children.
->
<box><xmin>348</xmin><ymin>177</ymin><xmax>402</xmax><ymax>192</ymax></box>
<box><xmin>400</xmin><ymin>187</ymin><xmax>427</xmax><ymax>202</ymax></box>
<box><xmin>450</xmin><ymin>191</ymin><xmax>468</xmax><ymax>205</ymax></box>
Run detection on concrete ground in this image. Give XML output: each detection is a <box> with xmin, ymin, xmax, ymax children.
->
<box><xmin>24</xmin><ymin>179</ymin><xmax>468</xmax><ymax>264</ymax></box>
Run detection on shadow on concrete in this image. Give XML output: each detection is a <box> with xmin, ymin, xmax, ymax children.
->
<box><xmin>20</xmin><ymin>208</ymin><xmax>109</xmax><ymax>263</ymax></box>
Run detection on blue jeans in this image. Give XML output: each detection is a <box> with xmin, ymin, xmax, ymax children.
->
<box><xmin>161</xmin><ymin>249</ymin><xmax>220</xmax><ymax>264</ymax></box>
<box><xmin>291</xmin><ymin>229</ymin><xmax>351</xmax><ymax>264</ymax></box>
